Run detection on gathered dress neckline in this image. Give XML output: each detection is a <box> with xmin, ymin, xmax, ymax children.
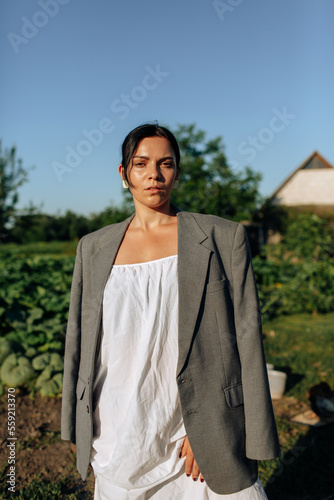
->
<box><xmin>112</xmin><ymin>254</ymin><xmax>178</xmax><ymax>267</ymax></box>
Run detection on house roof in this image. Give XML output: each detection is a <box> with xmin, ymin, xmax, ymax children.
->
<box><xmin>268</xmin><ymin>151</ymin><xmax>334</xmax><ymax>204</ymax></box>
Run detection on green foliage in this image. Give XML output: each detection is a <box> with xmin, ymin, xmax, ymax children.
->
<box><xmin>0</xmin><ymin>141</ymin><xmax>31</xmax><ymax>231</ymax></box>
<box><xmin>14</xmin><ymin>474</ymin><xmax>65</xmax><ymax>499</ymax></box>
<box><xmin>9</xmin><ymin>208</ymin><xmax>90</xmax><ymax>243</ymax></box>
<box><xmin>8</xmin><ymin>204</ymin><xmax>132</xmax><ymax>244</ymax></box>
<box><xmin>283</xmin><ymin>213</ymin><xmax>334</xmax><ymax>260</ymax></box>
<box><xmin>32</xmin><ymin>352</ymin><xmax>64</xmax><ymax>371</ymax></box>
<box><xmin>170</xmin><ymin>124</ymin><xmax>263</xmax><ymax>221</ymax></box>
<box><xmin>50</xmin><ymin>352</ymin><xmax>64</xmax><ymax>371</ymax></box>
<box><xmin>34</xmin><ymin>365</ymin><xmax>63</xmax><ymax>396</ymax></box>
<box><xmin>0</xmin><ymin>338</ymin><xmax>12</xmax><ymax>364</ymax></box>
<box><xmin>25</xmin><ymin>346</ymin><xmax>37</xmax><ymax>358</ymax></box>
<box><xmin>254</xmin><ymin>212</ymin><xmax>334</xmax><ymax>319</ymax></box>
<box><xmin>9</xmin><ymin>472</ymin><xmax>93</xmax><ymax>500</ymax></box>
<box><xmin>0</xmin><ymin>353</ymin><xmax>36</xmax><ymax>387</ymax></box>
<box><xmin>88</xmin><ymin>204</ymin><xmax>132</xmax><ymax>231</ymax></box>
<box><xmin>0</xmin><ymin>240</ymin><xmax>78</xmax><ymax>257</ymax></box>
<box><xmin>0</xmin><ymin>254</ymin><xmax>74</xmax><ymax>395</ymax></box>
<box><xmin>38</xmin><ymin>372</ymin><xmax>63</xmax><ymax>397</ymax></box>
<box><xmin>35</xmin><ymin>365</ymin><xmax>54</xmax><ymax>388</ymax></box>
<box><xmin>258</xmin><ymin>204</ymin><xmax>334</xmax><ymax>253</ymax></box>
<box><xmin>254</xmin><ymin>258</ymin><xmax>334</xmax><ymax>319</ymax></box>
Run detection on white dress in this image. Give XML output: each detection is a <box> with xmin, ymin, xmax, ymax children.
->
<box><xmin>90</xmin><ymin>255</ymin><xmax>268</xmax><ymax>500</ymax></box>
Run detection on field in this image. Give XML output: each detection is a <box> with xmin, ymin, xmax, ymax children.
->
<box><xmin>0</xmin><ymin>243</ymin><xmax>333</xmax><ymax>499</ymax></box>
<box><xmin>260</xmin><ymin>314</ymin><xmax>334</xmax><ymax>500</ymax></box>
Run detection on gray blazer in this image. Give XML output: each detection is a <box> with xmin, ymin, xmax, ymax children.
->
<box><xmin>61</xmin><ymin>209</ymin><xmax>280</xmax><ymax>495</ymax></box>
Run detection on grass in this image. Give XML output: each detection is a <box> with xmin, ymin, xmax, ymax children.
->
<box><xmin>0</xmin><ymin>240</ymin><xmax>78</xmax><ymax>257</ymax></box>
<box><xmin>260</xmin><ymin>313</ymin><xmax>334</xmax><ymax>499</ymax></box>
<box><xmin>263</xmin><ymin>313</ymin><xmax>334</xmax><ymax>401</ymax></box>
<box><xmin>0</xmin><ymin>474</ymin><xmax>92</xmax><ymax>500</ymax></box>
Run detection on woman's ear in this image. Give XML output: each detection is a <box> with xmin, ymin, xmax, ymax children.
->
<box><xmin>119</xmin><ymin>164</ymin><xmax>130</xmax><ymax>189</ymax></box>
<box><xmin>118</xmin><ymin>164</ymin><xmax>125</xmax><ymax>180</ymax></box>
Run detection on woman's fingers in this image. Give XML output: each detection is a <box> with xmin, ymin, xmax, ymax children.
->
<box><xmin>190</xmin><ymin>458</ymin><xmax>200</xmax><ymax>480</ymax></box>
<box><xmin>184</xmin><ymin>447</ymin><xmax>194</xmax><ymax>476</ymax></box>
<box><xmin>180</xmin><ymin>436</ymin><xmax>205</xmax><ymax>483</ymax></box>
<box><xmin>180</xmin><ymin>435</ymin><xmax>190</xmax><ymax>458</ymax></box>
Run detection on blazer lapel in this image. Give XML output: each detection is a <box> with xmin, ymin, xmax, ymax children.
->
<box><xmin>176</xmin><ymin>212</ymin><xmax>214</xmax><ymax>377</ymax></box>
<box><xmin>89</xmin><ymin>214</ymin><xmax>135</xmax><ymax>306</ymax></box>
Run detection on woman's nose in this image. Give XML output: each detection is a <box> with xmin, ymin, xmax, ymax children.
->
<box><xmin>148</xmin><ymin>163</ymin><xmax>162</xmax><ymax>179</ymax></box>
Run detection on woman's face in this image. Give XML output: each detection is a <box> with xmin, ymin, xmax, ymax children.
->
<box><xmin>119</xmin><ymin>136</ymin><xmax>179</xmax><ymax>211</ymax></box>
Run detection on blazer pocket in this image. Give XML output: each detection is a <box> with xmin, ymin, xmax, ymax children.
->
<box><xmin>76</xmin><ymin>376</ymin><xmax>87</xmax><ymax>400</ymax></box>
<box><xmin>223</xmin><ymin>383</ymin><xmax>244</xmax><ymax>408</ymax></box>
<box><xmin>206</xmin><ymin>278</ymin><xmax>227</xmax><ymax>294</ymax></box>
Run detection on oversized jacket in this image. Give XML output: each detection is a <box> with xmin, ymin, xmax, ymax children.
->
<box><xmin>61</xmin><ymin>209</ymin><xmax>280</xmax><ymax>495</ymax></box>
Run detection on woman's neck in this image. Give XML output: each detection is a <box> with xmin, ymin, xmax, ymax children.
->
<box><xmin>131</xmin><ymin>201</ymin><xmax>177</xmax><ymax>230</ymax></box>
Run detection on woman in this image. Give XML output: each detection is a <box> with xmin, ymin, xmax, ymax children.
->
<box><xmin>61</xmin><ymin>123</ymin><xmax>280</xmax><ymax>499</ymax></box>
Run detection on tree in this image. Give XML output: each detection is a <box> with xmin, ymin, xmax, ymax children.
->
<box><xmin>170</xmin><ymin>124</ymin><xmax>262</xmax><ymax>221</ymax></box>
<box><xmin>88</xmin><ymin>204</ymin><xmax>133</xmax><ymax>233</ymax></box>
<box><xmin>10</xmin><ymin>208</ymin><xmax>92</xmax><ymax>243</ymax></box>
<box><xmin>0</xmin><ymin>141</ymin><xmax>31</xmax><ymax>231</ymax></box>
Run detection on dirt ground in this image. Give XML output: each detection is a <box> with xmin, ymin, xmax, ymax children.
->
<box><xmin>0</xmin><ymin>388</ymin><xmax>95</xmax><ymax>498</ymax></box>
<box><xmin>0</xmin><ymin>388</ymin><xmax>311</xmax><ymax>499</ymax></box>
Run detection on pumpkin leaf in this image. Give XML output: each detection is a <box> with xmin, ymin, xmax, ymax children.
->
<box><xmin>1</xmin><ymin>353</ymin><xmax>36</xmax><ymax>387</ymax></box>
<box><xmin>0</xmin><ymin>338</ymin><xmax>12</xmax><ymax>365</ymax></box>
<box><xmin>32</xmin><ymin>353</ymin><xmax>50</xmax><ymax>371</ymax></box>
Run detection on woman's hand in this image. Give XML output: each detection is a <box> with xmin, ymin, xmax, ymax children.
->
<box><xmin>180</xmin><ymin>436</ymin><xmax>204</xmax><ymax>482</ymax></box>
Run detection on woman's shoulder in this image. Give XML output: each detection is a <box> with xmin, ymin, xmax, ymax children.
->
<box><xmin>77</xmin><ymin>214</ymin><xmax>135</xmax><ymax>250</ymax></box>
<box><xmin>177</xmin><ymin>210</ymin><xmax>247</xmax><ymax>250</ymax></box>
<box><xmin>179</xmin><ymin>210</ymin><xmax>241</xmax><ymax>232</ymax></box>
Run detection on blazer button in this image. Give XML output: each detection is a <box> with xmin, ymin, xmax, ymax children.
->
<box><xmin>181</xmin><ymin>378</ymin><xmax>192</xmax><ymax>384</ymax></box>
<box><xmin>87</xmin><ymin>406</ymin><xmax>89</xmax><ymax>413</ymax></box>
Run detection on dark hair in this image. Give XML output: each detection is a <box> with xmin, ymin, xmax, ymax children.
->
<box><xmin>121</xmin><ymin>123</ymin><xmax>180</xmax><ymax>185</ymax></box>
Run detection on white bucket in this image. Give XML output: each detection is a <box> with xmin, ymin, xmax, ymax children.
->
<box><xmin>267</xmin><ymin>370</ymin><xmax>287</xmax><ymax>399</ymax></box>
<box><xmin>266</xmin><ymin>363</ymin><xmax>274</xmax><ymax>371</ymax></box>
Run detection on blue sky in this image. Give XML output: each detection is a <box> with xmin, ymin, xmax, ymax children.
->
<box><xmin>1</xmin><ymin>0</ymin><xmax>333</xmax><ymax>216</ymax></box>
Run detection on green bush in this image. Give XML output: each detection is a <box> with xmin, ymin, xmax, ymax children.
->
<box><xmin>283</xmin><ymin>213</ymin><xmax>334</xmax><ymax>260</ymax></box>
<box><xmin>0</xmin><ymin>254</ymin><xmax>74</xmax><ymax>395</ymax></box>
<box><xmin>254</xmin><ymin>257</ymin><xmax>334</xmax><ymax>319</ymax></box>
<box><xmin>253</xmin><ymin>212</ymin><xmax>334</xmax><ymax>320</ymax></box>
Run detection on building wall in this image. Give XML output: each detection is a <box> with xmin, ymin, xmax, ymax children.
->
<box><xmin>272</xmin><ymin>170</ymin><xmax>334</xmax><ymax>206</ymax></box>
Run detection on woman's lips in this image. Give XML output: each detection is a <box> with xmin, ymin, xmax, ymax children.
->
<box><xmin>146</xmin><ymin>187</ymin><xmax>162</xmax><ymax>191</ymax></box>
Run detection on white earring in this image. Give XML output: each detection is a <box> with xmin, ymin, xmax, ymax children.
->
<box><xmin>122</xmin><ymin>179</ymin><xmax>129</xmax><ymax>189</ymax></box>
<box><xmin>173</xmin><ymin>179</ymin><xmax>179</xmax><ymax>190</ymax></box>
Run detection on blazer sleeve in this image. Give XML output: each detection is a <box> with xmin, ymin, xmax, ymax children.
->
<box><xmin>231</xmin><ymin>223</ymin><xmax>280</xmax><ymax>459</ymax></box>
<box><xmin>61</xmin><ymin>237</ymin><xmax>84</xmax><ymax>443</ymax></box>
